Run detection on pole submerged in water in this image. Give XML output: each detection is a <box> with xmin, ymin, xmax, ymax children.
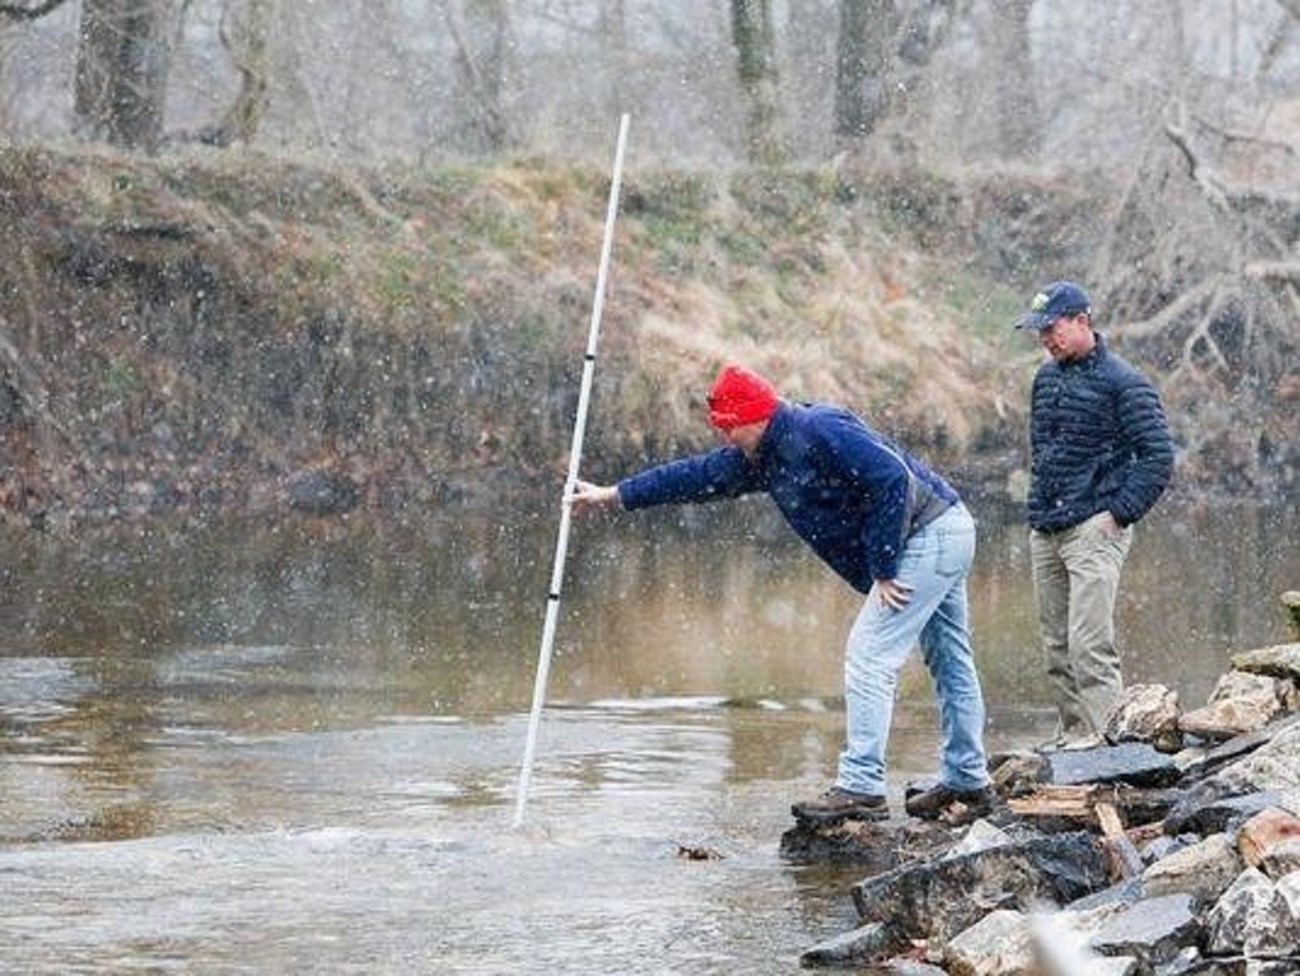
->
<box><xmin>513</xmin><ymin>113</ymin><xmax>631</xmax><ymax>828</ymax></box>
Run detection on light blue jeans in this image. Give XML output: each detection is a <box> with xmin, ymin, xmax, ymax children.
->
<box><xmin>836</xmin><ymin>503</ymin><xmax>990</xmax><ymax>796</ymax></box>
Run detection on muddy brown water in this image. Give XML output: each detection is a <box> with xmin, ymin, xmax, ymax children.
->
<box><xmin>1</xmin><ymin>501</ymin><xmax>1294</xmax><ymax>973</ymax></box>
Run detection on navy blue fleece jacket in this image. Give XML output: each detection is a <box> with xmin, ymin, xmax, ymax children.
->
<box><xmin>616</xmin><ymin>401</ymin><xmax>958</xmax><ymax>593</ymax></box>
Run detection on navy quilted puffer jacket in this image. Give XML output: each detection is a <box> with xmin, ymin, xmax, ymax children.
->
<box><xmin>1028</xmin><ymin>333</ymin><xmax>1174</xmax><ymax>532</ymax></box>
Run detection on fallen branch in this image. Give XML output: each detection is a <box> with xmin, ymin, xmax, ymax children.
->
<box><xmin>0</xmin><ymin>0</ymin><xmax>68</xmax><ymax>21</ymax></box>
<box><xmin>1244</xmin><ymin>259</ymin><xmax>1300</xmax><ymax>282</ymax></box>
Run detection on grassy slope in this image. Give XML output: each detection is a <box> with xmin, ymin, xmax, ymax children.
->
<box><xmin>0</xmin><ymin>145</ymin><xmax>1100</xmax><ymax>520</ymax></box>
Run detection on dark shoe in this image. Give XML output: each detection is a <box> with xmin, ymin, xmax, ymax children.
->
<box><xmin>791</xmin><ymin>787</ymin><xmax>889</xmax><ymax>825</ymax></box>
<box><xmin>904</xmin><ymin>783</ymin><xmax>995</xmax><ymax>822</ymax></box>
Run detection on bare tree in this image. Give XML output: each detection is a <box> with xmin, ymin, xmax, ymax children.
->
<box><xmin>445</xmin><ymin>0</ymin><xmax>515</xmax><ymax>154</ymax></box>
<box><xmin>268</xmin><ymin>2</ymin><xmax>326</xmax><ymax>151</ymax></box>
<box><xmin>598</xmin><ymin>0</ymin><xmax>628</xmax><ymax>121</ymax></box>
<box><xmin>983</xmin><ymin>0</ymin><xmax>1038</xmax><ymax>160</ymax></box>
<box><xmin>834</xmin><ymin>0</ymin><xmax>897</xmax><ymax>150</ymax></box>
<box><xmin>829</xmin><ymin>0</ymin><xmax>963</xmax><ymax>163</ymax></box>
<box><xmin>74</xmin><ymin>0</ymin><xmax>177</xmax><ymax>150</ymax></box>
<box><xmin>731</xmin><ymin>0</ymin><xmax>788</xmax><ymax>165</ymax></box>
<box><xmin>0</xmin><ymin>0</ymin><xmax>70</xmax><ymax>139</ymax></box>
<box><xmin>200</xmin><ymin>0</ymin><xmax>274</xmax><ymax>147</ymax></box>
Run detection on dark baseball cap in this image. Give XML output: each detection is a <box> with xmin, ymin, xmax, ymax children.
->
<box><xmin>1016</xmin><ymin>280</ymin><xmax>1092</xmax><ymax>330</ymax></box>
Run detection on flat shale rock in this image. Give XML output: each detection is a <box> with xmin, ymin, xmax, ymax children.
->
<box><xmin>1161</xmin><ymin>781</ymin><xmax>1280</xmax><ymax>836</ymax></box>
<box><xmin>850</xmin><ymin>831</ymin><xmax>1106</xmax><ymax>944</ymax></box>
<box><xmin>1043</xmin><ymin>742</ymin><xmax>1181</xmax><ymax>788</ymax></box>
<box><xmin>1087</xmin><ymin>892</ymin><xmax>1201</xmax><ymax>966</ymax></box>
<box><xmin>1173</xmin><ymin>721</ymin><xmax>1291</xmax><ymax>782</ymax></box>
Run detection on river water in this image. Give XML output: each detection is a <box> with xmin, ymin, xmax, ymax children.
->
<box><xmin>0</xmin><ymin>499</ymin><xmax>1295</xmax><ymax>974</ymax></box>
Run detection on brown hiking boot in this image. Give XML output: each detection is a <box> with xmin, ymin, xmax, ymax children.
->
<box><xmin>791</xmin><ymin>787</ymin><xmax>889</xmax><ymax>825</ymax></box>
<box><xmin>903</xmin><ymin>784</ymin><xmax>995</xmax><ymax>822</ymax></box>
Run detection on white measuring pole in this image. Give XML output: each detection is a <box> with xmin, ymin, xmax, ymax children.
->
<box><xmin>513</xmin><ymin>113</ymin><xmax>630</xmax><ymax>828</ymax></box>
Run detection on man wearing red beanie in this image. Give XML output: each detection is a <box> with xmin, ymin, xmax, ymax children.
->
<box><xmin>571</xmin><ymin>363</ymin><xmax>994</xmax><ymax>825</ymax></box>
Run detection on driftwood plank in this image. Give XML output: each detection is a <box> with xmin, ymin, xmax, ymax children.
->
<box><xmin>1007</xmin><ymin>785</ymin><xmax>1099</xmax><ymax>818</ymax></box>
<box><xmin>1096</xmin><ymin>801</ymin><xmax>1144</xmax><ymax>879</ymax></box>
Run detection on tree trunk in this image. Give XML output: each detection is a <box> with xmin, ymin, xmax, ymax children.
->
<box><xmin>74</xmin><ymin>0</ymin><xmax>175</xmax><ymax>150</ymax></box>
<box><xmin>598</xmin><ymin>0</ymin><xmax>627</xmax><ymax>121</ymax></box>
<box><xmin>730</xmin><ymin>0</ymin><xmax>787</xmax><ymax>165</ymax></box>
<box><xmin>446</xmin><ymin>0</ymin><xmax>514</xmax><ymax>154</ymax></box>
<box><xmin>205</xmin><ymin>0</ymin><xmax>274</xmax><ymax>147</ymax></box>
<box><xmin>984</xmin><ymin>0</ymin><xmax>1039</xmax><ymax>161</ymax></box>
<box><xmin>833</xmin><ymin>0</ymin><xmax>896</xmax><ymax>148</ymax></box>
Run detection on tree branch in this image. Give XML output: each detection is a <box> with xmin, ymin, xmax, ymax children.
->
<box><xmin>1244</xmin><ymin>260</ymin><xmax>1300</xmax><ymax>282</ymax></box>
<box><xmin>0</xmin><ymin>0</ymin><xmax>68</xmax><ymax>21</ymax></box>
<box><xmin>1273</xmin><ymin>0</ymin><xmax>1300</xmax><ymax>22</ymax></box>
<box><xmin>1114</xmin><ymin>276</ymin><xmax>1221</xmax><ymax>341</ymax></box>
<box><xmin>1164</xmin><ymin>123</ymin><xmax>1231</xmax><ymax>212</ymax></box>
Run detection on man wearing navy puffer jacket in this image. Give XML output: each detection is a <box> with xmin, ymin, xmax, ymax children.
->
<box><xmin>1016</xmin><ymin>281</ymin><xmax>1174</xmax><ymax>748</ymax></box>
<box><xmin>570</xmin><ymin>363</ymin><xmax>995</xmax><ymax>825</ymax></box>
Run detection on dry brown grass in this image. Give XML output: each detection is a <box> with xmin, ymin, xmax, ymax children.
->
<box><xmin>1</xmin><ymin>144</ymin><xmax>1062</xmax><ymax>516</ymax></box>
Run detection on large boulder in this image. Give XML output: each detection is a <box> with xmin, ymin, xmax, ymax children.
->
<box><xmin>850</xmin><ymin>831</ymin><xmax>1106</xmax><ymax>946</ymax></box>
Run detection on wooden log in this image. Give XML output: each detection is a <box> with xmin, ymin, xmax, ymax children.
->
<box><xmin>1096</xmin><ymin>801</ymin><xmax>1144</xmax><ymax>879</ymax></box>
<box><xmin>1007</xmin><ymin>785</ymin><xmax>1100</xmax><ymax>819</ymax></box>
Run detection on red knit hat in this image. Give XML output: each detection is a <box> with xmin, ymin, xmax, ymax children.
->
<box><xmin>707</xmin><ymin>364</ymin><xmax>780</xmax><ymax>429</ymax></box>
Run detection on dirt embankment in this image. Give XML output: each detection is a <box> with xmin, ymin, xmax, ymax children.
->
<box><xmin>0</xmin><ymin>145</ymin><xmax>1277</xmax><ymax>527</ymax></box>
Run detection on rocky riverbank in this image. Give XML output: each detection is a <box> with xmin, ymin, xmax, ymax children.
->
<box><xmin>786</xmin><ymin>626</ymin><xmax>1300</xmax><ymax>974</ymax></box>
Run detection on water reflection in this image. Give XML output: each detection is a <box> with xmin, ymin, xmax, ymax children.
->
<box><xmin>0</xmin><ymin>501</ymin><xmax>1294</xmax><ymax>972</ymax></box>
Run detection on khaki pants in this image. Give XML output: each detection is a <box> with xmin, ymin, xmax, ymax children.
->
<box><xmin>1029</xmin><ymin>514</ymin><xmax>1133</xmax><ymax>737</ymax></box>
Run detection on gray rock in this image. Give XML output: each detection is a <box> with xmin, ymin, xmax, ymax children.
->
<box><xmin>1181</xmin><ymin>672</ymin><xmax>1286</xmax><ymax>741</ymax></box>
<box><xmin>851</xmin><ymin>831</ymin><xmax>1106</xmax><ymax>945</ymax></box>
<box><xmin>1142</xmin><ymin>833</ymin><xmax>1244</xmax><ymax>905</ymax></box>
<box><xmin>945</xmin><ymin>819</ymin><xmax>1014</xmax><ymax>859</ymax></box>
<box><xmin>1141</xmin><ymin>834</ymin><xmax>1199</xmax><ymax>865</ymax></box>
<box><xmin>1163</xmin><ymin>786</ymin><xmax>1281</xmax><ymax>837</ymax></box>
<box><xmin>1088</xmin><ymin>892</ymin><xmax>1201</xmax><ymax>965</ymax></box>
<box><xmin>1107</xmin><ymin>683</ymin><xmax>1183</xmax><ymax>751</ymax></box>
<box><xmin>799</xmin><ymin>921</ymin><xmax>904</xmax><ymax>968</ymax></box>
<box><xmin>1154</xmin><ymin>946</ymin><xmax>1243</xmax><ymax>974</ymax></box>
<box><xmin>943</xmin><ymin>909</ymin><xmax>1035</xmax><ymax>975</ymax></box>
<box><xmin>1204</xmin><ymin>866</ymin><xmax>1296</xmax><ymax>958</ymax></box>
<box><xmin>1215</xmin><ymin>722</ymin><xmax>1300</xmax><ymax>793</ymax></box>
<box><xmin>1066</xmin><ymin>877</ymin><xmax>1147</xmax><ymax>913</ymax></box>
<box><xmin>1247</xmin><ymin>959</ymin><xmax>1300</xmax><ymax>975</ymax></box>
<box><xmin>779</xmin><ymin>818</ymin><xmax>906</xmax><ymax>868</ymax></box>
<box><xmin>990</xmin><ymin>751</ymin><xmax>1050</xmax><ymax>798</ymax></box>
<box><xmin>1045</xmin><ymin>742</ymin><xmax>1181</xmax><ymax>788</ymax></box>
<box><xmin>1176</xmin><ymin>721</ymin><xmax>1293</xmax><ymax>782</ymax></box>
<box><xmin>1231</xmin><ymin>642</ymin><xmax>1300</xmax><ymax>682</ymax></box>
